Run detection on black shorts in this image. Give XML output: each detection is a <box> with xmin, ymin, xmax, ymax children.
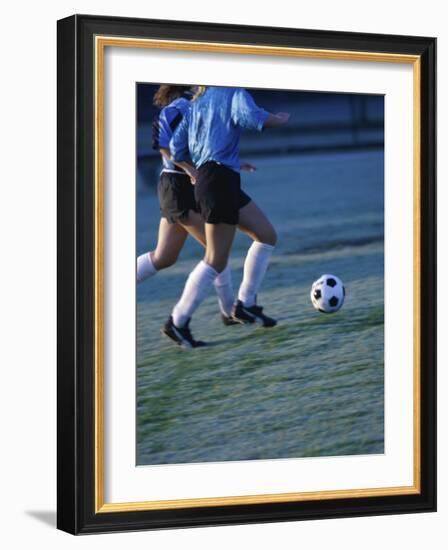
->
<box><xmin>194</xmin><ymin>161</ymin><xmax>252</xmax><ymax>224</ymax></box>
<box><xmin>158</xmin><ymin>171</ymin><xmax>198</xmax><ymax>224</ymax></box>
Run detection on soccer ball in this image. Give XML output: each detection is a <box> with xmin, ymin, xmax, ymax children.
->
<box><xmin>310</xmin><ymin>274</ymin><xmax>345</xmax><ymax>313</ymax></box>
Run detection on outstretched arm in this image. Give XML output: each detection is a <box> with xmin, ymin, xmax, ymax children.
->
<box><xmin>240</xmin><ymin>161</ymin><xmax>257</xmax><ymax>172</ymax></box>
<box><xmin>231</xmin><ymin>88</ymin><xmax>290</xmax><ymax>131</ymax></box>
<box><xmin>263</xmin><ymin>112</ymin><xmax>291</xmax><ymax>128</ymax></box>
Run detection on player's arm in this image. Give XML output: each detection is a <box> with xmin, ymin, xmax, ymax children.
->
<box><xmin>169</xmin><ymin>113</ymin><xmax>189</xmax><ymax>160</ymax></box>
<box><xmin>174</xmin><ymin>161</ymin><xmax>198</xmax><ymax>184</ymax></box>
<box><xmin>160</xmin><ymin>147</ymin><xmax>198</xmax><ymax>184</ymax></box>
<box><xmin>231</xmin><ymin>88</ymin><xmax>290</xmax><ymax>131</ymax></box>
<box><xmin>240</xmin><ymin>161</ymin><xmax>257</xmax><ymax>172</ymax></box>
<box><xmin>263</xmin><ymin>112</ymin><xmax>291</xmax><ymax>128</ymax></box>
<box><xmin>158</xmin><ymin>106</ymin><xmax>197</xmax><ymax>183</ymax></box>
<box><xmin>169</xmin><ymin>114</ymin><xmax>199</xmax><ymax>182</ymax></box>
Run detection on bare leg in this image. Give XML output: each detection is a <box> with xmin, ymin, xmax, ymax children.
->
<box><xmin>155</xmin><ymin>211</ymin><xmax>236</xmax><ymax>265</ymax></box>
<box><xmin>237</xmin><ymin>200</ymin><xmax>277</xmax><ymax>245</ymax></box>
<box><xmin>204</xmin><ymin>223</ymin><xmax>237</xmax><ymax>273</ymax></box>
<box><xmin>178</xmin><ymin>211</ymin><xmax>207</xmax><ymax>246</ymax></box>
<box><xmin>137</xmin><ymin>218</ymin><xmax>188</xmax><ymax>282</ymax></box>
<box><xmin>180</xmin><ymin>213</ymin><xmax>235</xmax><ymax>317</ymax></box>
<box><xmin>171</xmin><ymin>223</ymin><xmax>237</xmax><ymax>328</ymax></box>
<box><xmin>151</xmin><ymin>218</ymin><xmax>188</xmax><ymax>270</ymax></box>
<box><xmin>139</xmin><ymin>213</ymin><xmax>235</xmax><ymax>317</ymax></box>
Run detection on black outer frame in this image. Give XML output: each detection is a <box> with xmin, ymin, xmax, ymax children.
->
<box><xmin>57</xmin><ymin>14</ymin><xmax>436</xmax><ymax>535</ymax></box>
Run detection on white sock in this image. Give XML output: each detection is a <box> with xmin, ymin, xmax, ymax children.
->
<box><xmin>238</xmin><ymin>242</ymin><xmax>275</xmax><ymax>307</ymax></box>
<box><xmin>172</xmin><ymin>261</ymin><xmax>218</xmax><ymax>327</ymax></box>
<box><xmin>213</xmin><ymin>265</ymin><xmax>234</xmax><ymax>317</ymax></box>
<box><xmin>137</xmin><ymin>252</ymin><xmax>157</xmax><ymax>283</ymax></box>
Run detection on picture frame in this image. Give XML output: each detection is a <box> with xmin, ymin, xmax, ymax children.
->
<box><xmin>57</xmin><ymin>14</ymin><xmax>436</xmax><ymax>534</ymax></box>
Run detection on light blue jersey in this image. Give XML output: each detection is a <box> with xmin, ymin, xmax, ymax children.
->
<box><xmin>170</xmin><ymin>87</ymin><xmax>269</xmax><ymax>173</ymax></box>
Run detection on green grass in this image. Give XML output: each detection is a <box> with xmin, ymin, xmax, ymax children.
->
<box><xmin>136</xmin><ymin>151</ymin><xmax>385</xmax><ymax>465</ymax></box>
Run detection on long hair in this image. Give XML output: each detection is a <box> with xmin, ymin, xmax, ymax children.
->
<box><xmin>192</xmin><ymin>86</ymin><xmax>207</xmax><ymax>101</ymax></box>
<box><xmin>153</xmin><ymin>85</ymin><xmax>191</xmax><ymax>108</ymax></box>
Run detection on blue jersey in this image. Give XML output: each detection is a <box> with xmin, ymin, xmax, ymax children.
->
<box><xmin>169</xmin><ymin>87</ymin><xmax>269</xmax><ymax>173</ymax></box>
<box><xmin>152</xmin><ymin>96</ymin><xmax>190</xmax><ymax>171</ymax></box>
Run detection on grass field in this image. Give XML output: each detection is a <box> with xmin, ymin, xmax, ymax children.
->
<box><xmin>136</xmin><ymin>150</ymin><xmax>384</xmax><ymax>465</ymax></box>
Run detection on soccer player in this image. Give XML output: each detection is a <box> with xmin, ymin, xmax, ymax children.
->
<box><xmin>136</xmin><ymin>85</ymin><xmax>237</xmax><ymax>324</ymax></box>
<box><xmin>162</xmin><ymin>86</ymin><xmax>290</xmax><ymax>347</ymax></box>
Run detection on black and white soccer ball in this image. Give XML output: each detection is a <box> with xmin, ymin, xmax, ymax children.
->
<box><xmin>310</xmin><ymin>274</ymin><xmax>345</xmax><ymax>313</ymax></box>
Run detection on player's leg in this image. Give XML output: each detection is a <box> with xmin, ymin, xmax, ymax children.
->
<box><xmin>203</xmin><ymin>222</ymin><xmax>237</xmax><ymax>272</ymax></box>
<box><xmin>180</xmin><ymin>211</ymin><xmax>236</xmax><ymax>322</ymax></box>
<box><xmin>163</xmin><ymin>222</ymin><xmax>236</xmax><ymax>347</ymax></box>
<box><xmin>233</xmin><ymin>200</ymin><xmax>278</xmax><ymax>327</ymax></box>
<box><xmin>136</xmin><ymin>218</ymin><xmax>188</xmax><ymax>283</ymax></box>
<box><xmin>237</xmin><ymin>199</ymin><xmax>277</xmax><ymax>246</ymax></box>
<box><xmin>162</xmin><ymin>161</ymin><xmax>239</xmax><ymax>347</ymax></box>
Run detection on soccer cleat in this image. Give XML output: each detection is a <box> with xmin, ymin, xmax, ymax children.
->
<box><xmin>161</xmin><ymin>316</ymin><xmax>206</xmax><ymax>348</ymax></box>
<box><xmin>231</xmin><ymin>300</ymin><xmax>277</xmax><ymax>328</ymax></box>
<box><xmin>221</xmin><ymin>313</ymin><xmax>240</xmax><ymax>326</ymax></box>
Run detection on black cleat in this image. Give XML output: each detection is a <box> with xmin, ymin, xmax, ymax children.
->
<box><xmin>232</xmin><ymin>300</ymin><xmax>277</xmax><ymax>328</ymax></box>
<box><xmin>161</xmin><ymin>316</ymin><xmax>206</xmax><ymax>348</ymax></box>
<box><xmin>221</xmin><ymin>313</ymin><xmax>240</xmax><ymax>326</ymax></box>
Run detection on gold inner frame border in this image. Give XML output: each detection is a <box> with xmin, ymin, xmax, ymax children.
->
<box><xmin>94</xmin><ymin>36</ymin><xmax>421</xmax><ymax>514</ymax></box>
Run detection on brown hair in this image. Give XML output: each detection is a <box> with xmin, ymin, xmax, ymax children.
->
<box><xmin>192</xmin><ymin>86</ymin><xmax>207</xmax><ymax>101</ymax></box>
<box><xmin>153</xmin><ymin>85</ymin><xmax>191</xmax><ymax>108</ymax></box>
